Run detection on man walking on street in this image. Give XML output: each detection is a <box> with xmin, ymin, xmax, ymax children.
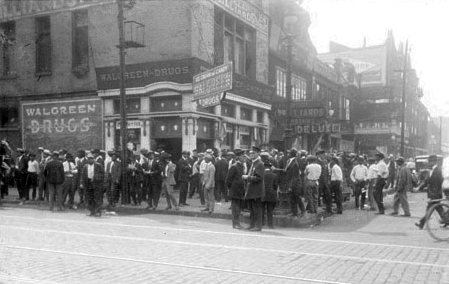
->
<box><xmin>374</xmin><ymin>153</ymin><xmax>388</xmax><ymax>214</ymax></box>
<box><xmin>390</xmin><ymin>157</ymin><xmax>411</xmax><ymax>217</ymax></box>
<box><xmin>44</xmin><ymin>151</ymin><xmax>65</xmax><ymax>212</ymax></box>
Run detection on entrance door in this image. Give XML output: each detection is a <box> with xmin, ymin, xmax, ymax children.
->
<box><xmin>155</xmin><ymin>138</ymin><xmax>182</xmax><ymax>161</ymax></box>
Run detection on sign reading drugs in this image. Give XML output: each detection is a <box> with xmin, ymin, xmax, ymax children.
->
<box><xmin>22</xmin><ymin>99</ymin><xmax>102</xmax><ymax>154</ymax></box>
<box><xmin>193</xmin><ymin>62</ymin><xmax>232</xmax><ymax>104</ymax></box>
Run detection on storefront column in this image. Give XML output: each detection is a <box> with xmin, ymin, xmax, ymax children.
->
<box><xmin>214</xmin><ymin>106</ymin><xmax>222</xmax><ymax>148</ymax></box>
<box><xmin>182</xmin><ymin>117</ymin><xmax>197</xmax><ymax>151</ymax></box>
<box><xmin>105</xmin><ymin>121</ymin><xmax>115</xmax><ymax>151</ymax></box>
<box><xmin>141</xmin><ymin>119</ymin><xmax>151</xmax><ymax>149</ymax></box>
<box><xmin>251</xmin><ymin>110</ymin><xmax>258</xmax><ymax>147</ymax></box>
<box><xmin>234</xmin><ymin>125</ymin><xmax>240</xmax><ymax>149</ymax></box>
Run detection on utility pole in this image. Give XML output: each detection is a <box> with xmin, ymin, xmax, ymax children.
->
<box><xmin>117</xmin><ymin>0</ymin><xmax>128</xmax><ymax>204</ymax></box>
<box><xmin>400</xmin><ymin>40</ymin><xmax>408</xmax><ymax>157</ymax></box>
<box><xmin>284</xmin><ymin>35</ymin><xmax>293</xmax><ymax>155</ymax></box>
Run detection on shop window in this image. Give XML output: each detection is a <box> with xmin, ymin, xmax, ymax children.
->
<box><xmin>35</xmin><ymin>16</ymin><xmax>51</xmax><ymax>74</ymax></box>
<box><xmin>215</xmin><ymin>9</ymin><xmax>255</xmax><ymax>78</ymax></box>
<box><xmin>151</xmin><ymin>96</ymin><xmax>182</xmax><ymax>112</ymax></box>
<box><xmin>72</xmin><ymin>10</ymin><xmax>89</xmax><ymax>69</ymax></box>
<box><xmin>0</xmin><ymin>107</ymin><xmax>18</xmax><ymax>128</ymax></box>
<box><xmin>113</xmin><ymin>98</ymin><xmax>141</xmax><ymax>114</ymax></box>
<box><xmin>240</xmin><ymin>107</ymin><xmax>252</xmax><ymax>121</ymax></box>
<box><xmin>0</xmin><ymin>21</ymin><xmax>16</xmax><ymax>77</ymax></box>
<box><xmin>240</xmin><ymin>126</ymin><xmax>250</xmax><ymax>149</ymax></box>
<box><xmin>221</xmin><ymin>103</ymin><xmax>235</xmax><ymax>118</ymax></box>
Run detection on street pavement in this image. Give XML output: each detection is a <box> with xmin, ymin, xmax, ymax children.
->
<box><xmin>1</xmin><ymin>191</ymin><xmax>449</xmax><ymax>284</ymax></box>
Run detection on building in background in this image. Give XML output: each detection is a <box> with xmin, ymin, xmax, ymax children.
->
<box><xmin>319</xmin><ymin>31</ymin><xmax>429</xmax><ymax>157</ymax></box>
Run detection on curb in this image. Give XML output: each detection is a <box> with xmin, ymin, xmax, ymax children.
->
<box><xmin>0</xmin><ymin>199</ymin><xmax>323</xmax><ymax>228</ymax></box>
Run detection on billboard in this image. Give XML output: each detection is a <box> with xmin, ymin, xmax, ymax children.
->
<box><xmin>193</xmin><ymin>62</ymin><xmax>232</xmax><ymax>104</ymax></box>
<box><xmin>22</xmin><ymin>99</ymin><xmax>102</xmax><ymax>154</ymax></box>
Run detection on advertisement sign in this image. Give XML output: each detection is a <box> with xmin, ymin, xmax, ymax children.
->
<box><xmin>22</xmin><ymin>99</ymin><xmax>102</xmax><ymax>154</ymax></box>
<box><xmin>193</xmin><ymin>62</ymin><xmax>233</xmax><ymax>101</ymax></box>
<box><xmin>197</xmin><ymin>92</ymin><xmax>226</xmax><ymax>108</ymax></box>
<box><xmin>116</xmin><ymin>120</ymin><xmax>142</xmax><ymax>129</ymax></box>
<box><xmin>295</xmin><ymin>123</ymin><xmax>340</xmax><ymax>134</ymax></box>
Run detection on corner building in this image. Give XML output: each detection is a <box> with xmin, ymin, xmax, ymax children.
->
<box><xmin>0</xmin><ymin>0</ymin><xmax>273</xmax><ymax>158</ymax></box>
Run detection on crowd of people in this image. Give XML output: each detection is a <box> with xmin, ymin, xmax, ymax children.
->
<box><xmin>1</xmin><ymin>138</ymin><xmax>445</xmax><ymax>231</ymax></box>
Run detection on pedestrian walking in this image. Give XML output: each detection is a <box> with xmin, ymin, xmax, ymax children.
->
<box><xmin>44</xmin><ymin>151</ymin><xmax>65</xmax><ymax>212</ymax></box>
<box><xmin>374</xmin><ymin>153</ymin><xmax>388</xmax><ymax>214</ymax></box>
<box><xmin>201</xmin><ymin>154</ymin><xmax>216</xmax><ymax>213</ymax></box>
<box><xmin>390</xmin><ymin>157</ymin><xmax>411</xmax><ymax>217</ymax></box>
<box><xmin>80</xmin><ymin>153</ymin><xmax>104</xmax><ymax>217</ymax></box>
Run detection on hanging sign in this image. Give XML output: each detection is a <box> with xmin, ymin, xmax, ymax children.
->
<box><xmin>193</xmin><ymin>62</ymin><xmax>232</xmax><ymax>107</ymax></box>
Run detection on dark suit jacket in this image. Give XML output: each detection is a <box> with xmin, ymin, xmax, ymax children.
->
<box><xmin>80</xmin><ymin>162</ymin><xmax>104</xmax><ymax>187</ymax></box>
<box><xmin>245</xmin><ymin>158</ymin><xmax>265</xmax><ymax>200</ymax></box>
<box><xmin>215</xmin><ymin>157</ymin><xmax>229</xmax><ymax>182</ymax></box>
<box><xmin>226</xmin><ymin>162</ymin><xmax>245</xmax><ymax>199</ymax></box>
<box><xmin>176</xmin><ymin>157</ymin><xmax>192</xmax><ymax>182</ymax></box>
<box><xmin>285</xmin><ymin>157</ymin><xmax>303</xmax><ymax>194</ymax></box>
<box><xmin>18</xmin><ymin>154</ymin><xmax>29</xmax><ymax>173</ymax></box>
<box><xmin>428</xmin><ymin>165</ymin><xmax>443</xmax><ymax>200</ymax></box>
<box><xmin>263</xmin><ymin>170</ymin><xmax>278</xmax><ymax>203</ymax></box>
<box><xmin>148</xmin><ymin>159</ymin><xmax>163</xmax><ymax>185</ymax></box>
<box><xmin>44</xmin><ymin>159</ymin><xmax>65</xmax><ymax>185</ymax></box>
<box><xmin>127</xmin><ymin>161</ymin><xmax>143</xmax><ymax>183</ymax></box>
<box><xmin>105</xmin><ymin>160</ymin><xmax>121</xmax><ymax>184</ymax></box>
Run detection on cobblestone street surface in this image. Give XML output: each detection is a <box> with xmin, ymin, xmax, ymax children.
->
<box><xmin>1</xmin><ymin>192</ymin><xmax>449</xmax><ymax>284</ymax></box>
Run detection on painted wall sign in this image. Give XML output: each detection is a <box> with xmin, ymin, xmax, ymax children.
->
<box><xmin>211</xmin><ymin>0</ymin><xmax>269</xmax><ymax>34</ymax></box>
<box><xmin>193</xmin><ymin>62</ymin><xmax>233</xmax><ymax>100</ymax></box>
<box><xmin>22</xmin><ymin>99</ymin><xmax>102</xmax><ymax>155</ymax></box>
<box><xmin>296</xmin><ymin>123</ymin><xmax>340</xmax><ymax>134</ymax></box>
<box><xmin>232</xmin><ymin>73</ymin><xmax>275</xmax><ymax>104</ymax></box>
<box><xmin>116</xmin><ymin>120</ymin><xmax>142</xmax><ymax>129</ymax></box>
<box><xmin>197</xmin><ymin>92</ymin><xmax>226</xmax><ymax>108</ymax></box>
<box><xmin>0</xmin><ymin>0</ymin><xmax>114</xmax><ymax>21</ymax></box>
<box><xmin>291</xmin><ymin>107</ymin><xmax>326</xmax><ymax>118</ymax></box>
<box><xmin>95</xmin><ymin>57</ymin><xmax>208</xmax><ymax>90</ymax></box>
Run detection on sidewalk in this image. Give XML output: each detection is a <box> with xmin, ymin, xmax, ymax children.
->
<box><xmin>0</xmin><ymin>187</ymin><xmax>324</xmax><ymax>228</ymax></box>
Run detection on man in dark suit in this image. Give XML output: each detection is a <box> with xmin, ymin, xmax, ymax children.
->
<box><xmin>104</xmin><ymin>151</ymin><xmax>121</xmax><ymax>210</ymax></box>
<box><xmin>75</xmin><ymin>149</ymin><xmax>88</xmax><ymax>206</ymax></box>
<box><xmin>177</xmin><ymin>150</ymin><xmax>192</xmax><ymax>206</ymax></box>
<box><xmin>80</xmin><ymin>153</ymin><xmax>104</xmax><ymax>217</ymax></box>
<box><xmin>16</xmin><ymin>148</ymin><xmax>29</xmax><ymax>200</ymax></box>
<box><xmin>44</xmin><ymin>151</ymin><xmax>65</xmax><ymax>211</ymax></box>
<box><xmin>262</xmin><ymin>160</ymin><xmax>278</xmax><ymax>229</ymax></box>
<box><xmin>127</xmin><ymin>154</ymin><xmax>143</xmax><ymax>206</ymax></box>
<box><xmin>226</xmin><ymin>149</ymin><xmax>245</xmax><ymax>229</ymax></box>
<box><xmin>243</xmin><ymin>146</ymin><xmax>265</xmax><ymax>231</ymax></box>
<box><xmin>215</xmin><ymin>150</ymin><xmax>230</xmax><ymax>202</ymax></box>
<box><xmin>416</xmin><ymin>155</ymin><xmax>446</xmax><ymax>228</ymax></box>
<box><xmin>145</xmin><ymin>151</ymin><xmax>163</xmax><ymax>210</ymax></box>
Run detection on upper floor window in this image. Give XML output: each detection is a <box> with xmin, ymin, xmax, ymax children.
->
<box><xmin>113</xmin><ymin>98</ymin><xmax>141</xmax><ymax>114</ymax></box>
<box><xmin>257</xmin><ymin>111</ymin><xmax>264</xmax><ymax>124</ymax></box>
<box><xmin>72</xmin><ymin>10</ymin><xmax>89</xmax><ymax>69</ymax></box>
<box><xmin>276</xmin><ymin>67</ymin><xmax>307</xmax><ymax>101</ymax></box>
<box><xmin>215</xmin><ymin>9</ymin><xmax>255</xmax><ymax>78</ymax></box>
<box><xmin>0</xmin><ymin>21</ymin><xmax>16</xmax><ymax>77</ymax></box>
<box><xmin>35</xmin><ymin>16</ymin><xmax>51</xmax><ymax>74</ymax></box>
<box><xmin>240</xmin><ymin>107</ymin><xmax>252</xmax><ymax>121</ymax></box>
<box><xmin>221</xmin><ymin>103</ymin><xmax>235</xmax><ymax>118</ymax></box>
<box><xmin>345</xmin><ymin>99</ymin><xmax>350</xmax><ymax>120</ymax></box>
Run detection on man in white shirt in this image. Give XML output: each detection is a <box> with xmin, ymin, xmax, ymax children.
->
<box><xmin>329</xmin><ymin>157</ymin><xmax>343</xmax><ymax>214</ymax></box>
<box><xmin>304</xmin><ymin>155</ymin><xmax>322</xmax><ymax>214</ymax></box>
<box><xmin>26</xmin><ymin>153</ymin><xmax>40</xmax><ymax>201</ymax></box>
<box><xmin>374</xmin><ymin>152</ymin><xmax>389</xmax><ymax>214</ymax></box>
<box><xmin>201</xmin><ymin>154</ymin><xmax>216</xmax><ymax>214</ymax></box>
<box><xmin>350</xmin><ymin>156</ymin><xmax>369</xmax><ymax>210</ymax></box>
<box><xmin>62</xmin><ymin>153</ymin><xmax>78</xmax><ymax>209</ymax></box>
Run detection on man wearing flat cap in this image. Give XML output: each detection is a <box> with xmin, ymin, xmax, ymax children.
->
<box><xmin>390</xmin><ymin>157</ymin><xmax>411</xmax><ymax>217</ymax></box>
<box><xmin>44</xmin><ymin>151</ymin><xmax>65</xmax><ymax>211</ymax></box>
<box><xmin>416</xmin><ymin>155</ymin><xmax>448</xmax><ymax>229</ymax></box>
<box><xmin>177</xmin><ymin>150</ymin><xmax>192</xmax><ymax>206</ymax></box>
<box><xmin>15</xmin><ymin>148</ymin><xmax>29</xmax><ymax>200</ymax></box>
<box><xmin>226</xmin><ymin>149</ymin><xmax>246</xmax><ymax>229</ymax></box>
<box><xmin>80</xmin><ymin>153</ymin><xmax>104</xmax><ymax>216</ymax></box>
<box><xmin>242</xmin><ymin>146</ymin><xmax>265</xmax><ymax>231</ymax></box>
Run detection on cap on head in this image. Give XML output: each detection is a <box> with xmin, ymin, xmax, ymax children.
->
<box><xmin>375</xmin><ymin>152</ymin><xmax>385</xmax><ymax>159</ymax></box>
<box><xmin>227</xmin><ymin>151</ymin><xmax>235</xmax><ymax>157</ymax></box>
<box><xmin>205</xmin><ymin>149</ymin><xmax>214</xmax><ymax>155</ymax></box>
<box><xmin>260</xmin><ymin>152</ymin><xmax>270</xmax><ymax>158</ymax></box>
<box><xmin>316</xmin><ymin>150</ymin><xmax>325</xmax><ymax>156</ymax></box>
<box><xmin>307</xmin><ymin>155</ymin><xmax>317</xmax><ymax>161</ymax></box>
<box><xmin>396</xmin><ymin>156</ymin><xmax>405</xmax><ymax>165</ymax></box>
<box><xmin>234</xmin><ymin>149</ymin><xmax>244</xmax><ymax>157</ymax></box>
<box><xmin>38</xmin><ymin>147</ymin><xmax>44</xmax><ymax>151</ymax></box>
<box><xmin>43</xmin><ymin>149</ymin><xmax>51</xmax><ymax>155</ymax></box>
<box><xmin>251</xmin><ymin>146</ymin><xmax>261</xmax><ymax>153</ymax></box>
<box><xmin>86</xmin><ymin>153</ymin><xmax>94</xmax><ymax>159</ymax></box>
<box><xmin>91</xmin><ymin>149</ymin><xmax>100</xmax><ymax>154</ymax></box>
<box><xmin>182</xmin><ymin>150</ymin><xmax>190</xmax><ymax>155</ymax></box>
<box><xmin>289</xmin><ymin>148</ymin><xmax>298</xmax><ymax>157</ymax></box>
<box><xmin>52</xmin><ymin>151</ymin><xmax>60</xmax><ymax>156</ymax></box>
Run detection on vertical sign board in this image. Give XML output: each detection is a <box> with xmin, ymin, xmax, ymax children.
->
<box><xmin>193</xmin><ymin>62</ymin><xmax>232</xmax><ymax>108</ymax></box>
<box><xmin>22</xmin><ymin>99</ymin><xmax>102</xmax><ymax>155</ymax></box>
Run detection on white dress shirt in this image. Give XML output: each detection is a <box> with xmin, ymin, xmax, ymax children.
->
<box><xmin>331</xmin><ymin>164</ymin><xmax>343</xmax><ymax>181</ymax></box>
<box><xmin>87</xmin><ymin>164</ymin><xmax>94</xmax><ymax>179</ymax></box>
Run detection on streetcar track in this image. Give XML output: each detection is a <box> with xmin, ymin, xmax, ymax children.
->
<box><xmin>1</xmin><ymin>214</ymin><xmax>448</xmax><ymax>252</ymax></box>
<box><xmin>1</xmin><ymin>244</ymin><xmax>348</xmax><ymax>284</ymax></box>
<box><xmin>1</xmin><ymin>224</ymin><xmax>448</xmax><ymax>268</ymax></box>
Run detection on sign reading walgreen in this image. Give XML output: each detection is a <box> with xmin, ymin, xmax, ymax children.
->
<box><xmin>193</xmin><ymin>62</ymin><xmax>232</xmax><ymax>108</ymax></box>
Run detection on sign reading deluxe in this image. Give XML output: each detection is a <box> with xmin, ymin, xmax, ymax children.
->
<box><xmin>22</xmin><ymin>99</ymin><xmax>102</xmax><ymax>154</ymax></box>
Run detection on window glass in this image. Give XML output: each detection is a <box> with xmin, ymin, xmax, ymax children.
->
<box><xmin>73</xmin><ymin>10</ymin><xmax>89</xmax><ymax>68</ymax></box>
<box><xmin>35</xmin><ymin>16</ymin><xmax>51</xmax><ymax>74</ymax></box>
<box><xmin>0</xmin><ymin>21</ymin><xmax>15</xmax><ymax>76</ymax></box>
<box><xmin>113</xmin><ymin>98</ymin><xmax>141</xmax><ymax>114</ymax></box>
